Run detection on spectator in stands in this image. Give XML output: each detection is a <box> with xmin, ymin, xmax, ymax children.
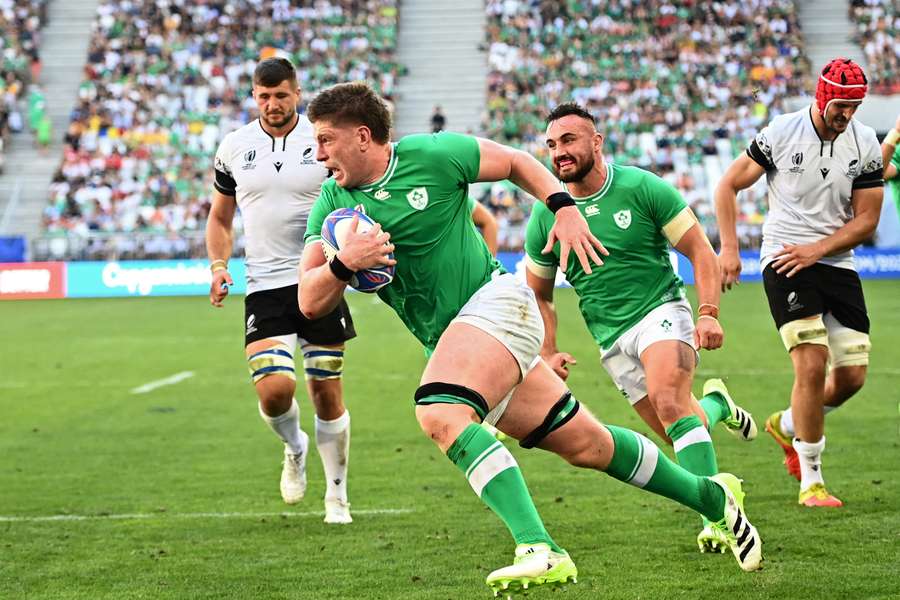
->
<box><xmin>431</xmin><ymin>104</ymin><xmax>446</xmax><ymax>133</ymax></box>
<box><xmin>40</xmin><ymin>0</ymin><xmax>406</xmax><ymax>260</ymax></box>
<box><xmin>482</xmin><ymin>0</ymin><xmax>812</xmax><ymax>247</ymax></box>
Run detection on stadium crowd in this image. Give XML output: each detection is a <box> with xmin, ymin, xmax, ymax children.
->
<box><xmin>0</xmin><ymin>0</ymin><xmax>48</xmax><ymax>169</ymax></box>
<box><xmin>40</xmin><ymin>0</ymin><xmax>404</xmax><ymax>260</ymax></box>
<box><xmin>850</xmin><ymin>0</ymin><xmax>900</xmax><ymax>94</ymax></box>
<box><xmin>482</xmin><ymin>0</ymin><xmax>812</xmax><ymax>250</ymax></box>
<box><xmin>39</xmin><ymin>1</ymin><xmax>894</xmax><ymax>258</ymax></box>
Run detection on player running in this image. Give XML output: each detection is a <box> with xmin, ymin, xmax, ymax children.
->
<box><xmin>298</xmin><ymin>82</ymin><xmax>763</xmax><ymax>595</ymax></box>
<box><xmin>881</xmin><ymin>112</ymin><xmax>900</xmax><ymax>222</ymax></box>
<box><xmin>206</xmin><ymin>58</ymin><xmax>354</xmax><ymax>523</ymax></box>
<box><xmin>716</xmin><ymin>58</ymin><xmax>883</xmax><ymax>507</ymax></box>
<box><xmin>524</xmin><ymin>103</ymin><xmax>757</xmax><ymax>554</ymax></box>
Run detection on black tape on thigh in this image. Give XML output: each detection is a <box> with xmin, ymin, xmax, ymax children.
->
<box><xmin>519</xmin><ymin>391</ymin><xmax>580</xmax><ymax>449</ymax></box>
<box><xmin>414</xmin><ymin>381</ymin><xmax>490</xmax><ymax>418</ymax></box>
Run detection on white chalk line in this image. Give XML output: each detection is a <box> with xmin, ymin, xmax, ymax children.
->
<box><xmin>130</xmin><ymin>371</ymin><xmax>195</xmax><ymax>394</ymax></box>
<box><xmin>696</xmin><ymin>368</ymin><xmax>900</xmax><ymax>377</ymax></box>
<box><xmin>0</xmin><ymin>508</ymin><xmax>413</xmax><ymax>523</ymax></box>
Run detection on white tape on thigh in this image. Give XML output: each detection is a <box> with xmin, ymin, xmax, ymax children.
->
<box><xmin>824</xmin><ymin>314</ymin><xmax>870</xmax><ymax>367</ymax></box>
<box><xmin>779</xmin><ymin>316</ymin><xmax>828</xmax><ymax>352</ymax></box>
<box><xmin>247</xmin><ymin>343</ymin><xmax>296</xmax><ymax>383</ymax></box>
<box><xmin>301</xmin><ymin>344</ymin><xmax>344</xmax><ymax>380</ymax></box>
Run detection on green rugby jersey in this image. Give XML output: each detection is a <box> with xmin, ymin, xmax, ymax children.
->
<box><xmin>890</xmin><ymin>145</ymin><xmax>900</xmax><ymax>221</ymax></box>
<box><xmin>306</xmin><ymin>132</ymin><xmax>502</xmax><ymax>351</ymax></box>
<box><xmin>525</xmin><ymin>163</ymin><xmax>688</xmax><ymax>350</ymax></box>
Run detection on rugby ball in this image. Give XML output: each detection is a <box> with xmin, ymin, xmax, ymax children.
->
<box><xmin>320</xmin><ymin>207</ymin><xmax>395</xmax><ymax>293</ymax></box>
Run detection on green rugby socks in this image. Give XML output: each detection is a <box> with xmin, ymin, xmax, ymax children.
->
<box><xmin>447</xmin><ymin>423</ymin><xmax>560</xmax><ymax>552</ymax></box>
<box><xmin>604</xmin><ymin>425</ymin><xmax>726</xmax><ymax>522</ymax></box>
<box><xmin>667</xmin><ymin>415</ymin><xmax>718</xmax><ymax>477</ymax></box>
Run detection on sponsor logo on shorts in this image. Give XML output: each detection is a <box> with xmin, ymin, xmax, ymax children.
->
<box><xmin>661</xmin><ymin>319</ymin><xmax>672</xmax><ymax>333</ymax></box>
<box><xmin>247</xmin><ymin>314</ymin><xmax>258</xmax><ymax>335</ymax></box>
<box><xmin>786</xmin><ymin>291</ymin><xmax>803</xmax><ymax>312</ymax></box>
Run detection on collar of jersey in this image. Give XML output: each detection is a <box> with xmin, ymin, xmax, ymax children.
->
<box><xmin>564</xmin><ymin>163</ymin><xmax>615</xmax><ymax>203</ymax></box>
<box><xmin>361</xmin><ymin>144</ymin><xmax>398</xmax><ymax>192</ymax></box>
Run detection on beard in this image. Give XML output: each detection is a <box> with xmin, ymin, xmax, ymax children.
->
<box><xmin>554</xmin><ymin>154</ymin><xmax>595</xmax><ymax>183</ymax></box>
<box><xmin>262</xmin><ymin>110</ymin><xmax>295</xmax><ymax>129</ymax></box>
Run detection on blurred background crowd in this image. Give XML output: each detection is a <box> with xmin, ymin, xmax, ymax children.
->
<box><xmin>3</xmin><ymin>0</ymin><xmax>895</xmax><ymax>259</ymax></box>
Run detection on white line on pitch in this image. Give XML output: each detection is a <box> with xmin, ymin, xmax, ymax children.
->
<box><xmin>0</xmin><ymin>508</ymin><xmax>414</xmax><ymax>523</ymax></box>
<box><xmin>131</xmin><ymin>371</ymin><xmax>195</xmax><ymax>394</ymax></box>
<box><xmin>697</xmin><ymin>368</ymin><xmax>900</xmax><ymax>376</ymax></box>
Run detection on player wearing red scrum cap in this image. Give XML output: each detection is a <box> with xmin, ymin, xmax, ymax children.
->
<box><xmin>714</xmin><ymin>58</ymin><xmax>884</xmax><ymax>508</ymax></box>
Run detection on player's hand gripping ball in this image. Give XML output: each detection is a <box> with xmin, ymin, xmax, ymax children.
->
<box><xmin>321</xmin><ymin>208</ymin><xmax>395</xmax><ymax>293</ymax></box>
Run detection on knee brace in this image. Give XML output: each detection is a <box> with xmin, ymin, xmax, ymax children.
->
<box><xmin>826</xmin><ymin>320</ymin><xmax>871</xmax><ymax>367</ymax></box>
<box><xmin>414</xmin><ymin>382</ymin><xmax>490</xmax><ymax>421</ymax></box>
<box><xmin>779</xmin><ymin>316</ymin><xmax>828</xmax><ymax>352</ymax></box>
<box><xmin>248</xmin><ymin>343</ymin><xmax>296</xmax><ymax>383</ymax></box>
<box><xmin>302</xmin><ymin>344</ymin><xmax>344</xmax><ymax>380</ymax></box>
<box><xmin>519</xmin><ymin>391</ymin><xmax>581</xmax><ymax>449</ymax></box>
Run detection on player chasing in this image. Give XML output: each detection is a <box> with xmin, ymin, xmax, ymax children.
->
<box><xmin>525</xmin><ymin>103</ymin><xmax>758</xmax><ymax>554</ymax></box>
<box><xmin>206</xmin><ymin>58</ymin><xmax>355</xmax><ymax>523</ymax></box>
<box><xmin>881</xmin><ymin>112</ymin><xmax>900</xmax><ymax>222</ymax></box>
<box><xmin>716</xmin><ymin>58</ymin><xmax>883</xmax><ymax>507</ymax></box>
<box><xmin>297</xmin><ymin>82</ymin><xmax>763</xmax><ymax>596</ymax></box>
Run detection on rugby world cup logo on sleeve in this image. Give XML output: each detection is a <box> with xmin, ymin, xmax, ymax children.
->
<box><xmin>613</xmin><ymin>209</ymin><xmax>631</xmax><ymax>229</ymax></box>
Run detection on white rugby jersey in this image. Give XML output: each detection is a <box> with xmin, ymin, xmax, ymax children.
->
<box><xmin>747</xmin><ymin>106</ymin><xmax>883</xmax><ymax>270</ymax></box>
<box><xmin>214</xmin><ymin>115</ymin><xmax>328</xmax><ymax>293</ymax></box>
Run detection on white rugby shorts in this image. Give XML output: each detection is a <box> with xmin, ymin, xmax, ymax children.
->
<box><xmin>452</xmin><ymin>272</ymin><xmax>544</xmax><ymax>381</ymax></box>
<box><xmin>600</xmin><ymin>298</ymin><xmax>697</xmax><ymax>405</ymax></box>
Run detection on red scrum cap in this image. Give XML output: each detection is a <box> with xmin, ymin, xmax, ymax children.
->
<box><xmin>816</xmin><ymin>58</ymin><xmax>868</xmax><ymax>114</ymax></box>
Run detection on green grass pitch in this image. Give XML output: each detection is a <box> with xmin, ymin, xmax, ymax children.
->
<box><xmin>1</xmin><ymin>282</ymin><xmax>898</xmax><ymax>599</ymax></box>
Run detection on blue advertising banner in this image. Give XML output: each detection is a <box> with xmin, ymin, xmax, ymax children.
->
<box><xmin>66</xmin><ymin>260</ymin><xmax>248</xmax><ymax>298</ymax></box>
<box><xmin>24</xmin><ymin>250</ymin><xmax>900</xmax><ymax>300</ymax></box>
<box><xmin>672</xmin><ymin>248</ymin><xmax>900</xmax><ymax>285</ymax></box>
<box><xmin>499</xmin><ymin>248</ymin><xmax>900</xmax><ymax>287</ymax></box>
<box><xmin>0</xmin><ymin>236</ymin><xmax>26</xmax><ymax>262</ymax></box>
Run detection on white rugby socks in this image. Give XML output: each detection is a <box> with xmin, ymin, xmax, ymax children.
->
<box><xmin>316</xmin><ymin>411</ymin><xmax>351</xmax><ymax>502</ymax></box>
<box><xmin>259</xmin><ymin>398</ymin><xmax>308</xmax><ymax>456</ymax></box>
<box><xmin>793</xmin><ymin>436</ymin><xmax>826</xmax><ymax>490</ymax></box>
<box><xmin>780</xmin><ymin>405</ymin><xmax>838</xmax><ymax>437</ymax></box>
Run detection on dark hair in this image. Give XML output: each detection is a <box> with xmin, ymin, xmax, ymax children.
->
<box><xmin>546</xmin><ymin>102</ymin><xmax>596</xmax><ymax>126</ymax></box>
<box><xmin>253</xmin><ymin>58</ymin><xmax>297</xmax><ymax>87</ymax></box>
<box><xmin>307</xmin><ymin>82</ymin><xmax>392</xmax><ymax>144</ymax></box>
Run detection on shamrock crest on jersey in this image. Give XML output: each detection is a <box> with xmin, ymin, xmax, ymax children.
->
<box><xmin>614</xmin><ymin>209</ymin><xmax>632</xmax><ymax>229</ymax></box>
<box><xmin>407</xmin><ymin>187</ymin><xmax>429</xmax><ymax>210</ymax></box>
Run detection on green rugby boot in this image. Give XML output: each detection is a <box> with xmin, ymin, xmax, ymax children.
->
<box><xmin>486</xmin><ymin>543</ymin><xmax>577</xmax><ymax>598</ymax></box>
<box><xmin>697</xmin><ymin>518</ymin><xmax>729</xmax><ymax>554</ymax></box>
<box><xmin>704</xmin><ymin>378</ymin><xmax>758</xmax><ymax>441</ymax></box>
<box><xmin>710</xmin><ymin>473</ymin><xmax>763</xmax><ymax>571</ymax></box>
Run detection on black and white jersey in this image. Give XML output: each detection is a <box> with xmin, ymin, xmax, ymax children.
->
<box><xmin>214</xmin><ymin>115</ymin><xmax>328</xmax><ymax>294</ymax></box>
<box><xmin>746</xmin><ymin>107</ymin><xmax>883</xmax><ymax>271</ymax></box>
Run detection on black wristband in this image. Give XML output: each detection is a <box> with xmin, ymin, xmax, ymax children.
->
<box><xmin>546</xmin><ymin>192</ymin><xmax>576</xmax><ymax>213</ymax></box>
<box><xmin>328</xmin><ymin>255</ymin><xmax>355</xmax><ymax>282</ymax></box>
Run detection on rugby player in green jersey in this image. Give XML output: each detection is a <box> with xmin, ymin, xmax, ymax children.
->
<box><xmin>882</xmin><ymin>113</ymin><xmax>900</xmax><ymax>223</ymax></box>
<box><xmin>297</xmin><ymin>83</ymin><xmax>763</xmax><ymax>594</ymax></box>
<box><xmin>525</xmin><ymin>103</ymin><xmax>759</xmax><ymax>554</ymax></box>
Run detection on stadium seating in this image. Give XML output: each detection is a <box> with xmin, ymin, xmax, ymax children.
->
<box><xmin>483</xmin><ymin>0</ymin><xmax>811</xmax><ymax>249</ymax></box>
<box><xmin>849</xmin><ymin>0</ymin><xmax>900</xmax><ymax>94</ymax></box>
<box><xmin>40</xmin><ymin>0</ymin><xmax>405</xmax><ymax>260</ymax></box>
<box><xmin>0</xmin><ymin>0</ymin><xmax>48</xmax><ymax>170</ymax></box>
